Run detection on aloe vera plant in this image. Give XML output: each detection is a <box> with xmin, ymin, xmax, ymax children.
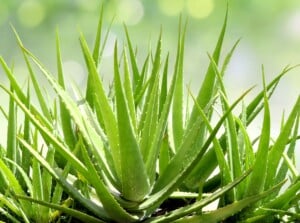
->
<box><xmin>0</xmin><ymin>8</ymin><xmax>299</xmax><ymax>223</ymax></box>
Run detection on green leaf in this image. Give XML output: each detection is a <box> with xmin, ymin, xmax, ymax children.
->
<box><xmin>124</xmin><ymin>25</ymin><xmax>140</xmax><ymax>86</ymax></box>
<box><xmin>159</xmin><ymin>54</ymin><xmax>169</xmax><ymax>117</ymax></box>
<box><xmin>20</xmin><ymin>83</ymin><xmax>31</xmax><ymax>179</ymax></box>
<box><xmin>79</xmin><ymin>136</ymin><xmax>138</xmax><ymax>222</ymax></box>
<box><xmin>264</xmin><ymin>96</ymin><xmax>300</xmax><ymax>190</ymax></box>
<box><xmin>147</xmin><ymin>170</ymin><xmax>251</xmax><ymax>223</ymax></box>
<box><xmin>257</xmin><ymin>180</ymin><xmax>300</xmax><ymax>215</ymax></box>
<box><xmin>0</xmin><ymin>56</ymin><xmax>52</xmax><ymax>131</ymax></box>
<box><xmin>174</xmin><ymin>181</ymin><xmax>284</xmax><ymax>223</ymax></box>
<box><xmin>17</xmin><ymin>137</ymin><xmax>124</xmax><ymax>221</ymax></box>
<box><xmin>79</xmin><ymin>32</ymin><xmax>121</xmax><ymax>181</ymax></box>
<box><xmin>186</xmin><ymin>8</ymin><xmax>227</xmax><ymax>131</ymax></box>
<box><xmin>187</xmin><ymin>86</ymin><xmax>232</xmax><ymax>199</ymax></box>
<box><xmin>140</xmin><ymin>73</ymin><xmax>160</xmax><ymax>162</ymax></box>
<box><xmin>172</xmin><ymin>19</ymin><xmax>187</xmax><ymax>150</ymax></box>
<box><xmin>245</xmin><ymin>65</ymin><xmax>298</xmax><ymax>125</ymax></box>
<box><xmin>275</xmin><ymin>114</ymin><xmax>299</xmax><ymax>185</ymax></box>
<box><xmin>0</xmin><ymin>158</ymin><xmax>31</xmax><ymax>217</ymax></box>
<box><xmin>114</xmin><ymin>43</ymin><xmax>150</xmax><ymax>201</ymax></box>
<box><xmin>12</xmin><ymin>26</ymin><xmax>52</xmax><ymax>121</ymax></box>
<box><xmin>184</xmin><ymin>65</ymin><xmax>297</xmax><ymax>190</ymax></box>
<box><xmin>16</xmin><ymin>195</ymin><xmax>106</xmax><ymax>223</ymax></box>
<box><xmin>138</xmin><ymin>31</ymin><xmax>162</xmax><ymax>134</ymax></box>
<box><xmin>183</xmin><ymin>11</ymin><xmax>228</xmax><ymax>189</ymax></box>
<box><xmin>6</xmin><ymin>85</ymin><xmax>17</xmax><ymax>173</ymax></box>
<box><xmin>140</xmin><ymin>88</ymin><xmax>252</xmax><ymax>212</ymax></box>
<box><xmin>209</xmin><ymin>54</ymin><xmax>243</xmax><ymax>202</ymax></box>
<box><xmin>123</xmin><ymin>51</ymin><xmax>137</xmax><ymax>132</ymax></box>
<box><xmin>56</xmin><ymin>30</ymin><xmax>76</xmax><ymax>151</ymax></box>
<box><xmin>245</xmin><ymin>72</ymin><xmax>270</xmax><ymax>198</ymax></box>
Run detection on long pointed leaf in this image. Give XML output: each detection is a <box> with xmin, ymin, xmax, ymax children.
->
<box><xmin>114</xmin><ymin>43</ymin><xmax>150</xmax><ymax>201</ymax></box>
<box><xmin>265</xmin><ymin>96</ymin><xmax>300</xmax><ymax>190</ymax></box>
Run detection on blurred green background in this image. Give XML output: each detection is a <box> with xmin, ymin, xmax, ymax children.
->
<box><xmin>0</xmin><ymin>0</ymin><xmax>299</xmax><ymax>138</ymax></box>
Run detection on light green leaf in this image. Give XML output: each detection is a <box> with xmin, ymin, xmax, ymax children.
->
<box><xmin>7</xmin><ymin>85</ymin><xmax>17</xmax><ymax>173</ymax></box>
<box><xmin>172</xmin><ymin>19</ymin><xmax>187</xmax><ymax>150</ymax></box>
<box><xmin>114</xmin><ymin>43</ymin><xmax>150</xmax><ymax>201</ymax></box>
<box><xmin>147</xmin><ymin>170</ymin><xmax>251</xmax><ymax>223</ymax></box>
<box><xmin>174</xmin><ymin>182</ymin><xmax>284</xmax><ymax>223</ymax></box>
<box><xmin>140</xmin><ymin>88</ymin><xmax>252</xmax><ymax>212</ymax></box>
<box><xmin>80</xmin><ymin>33</ymin><xmax>121</xmax><ymax>181</ymax></box>
<box><xmin>245</xmin><ymin>72</ymin><xmax>270</xmax><ymax>198</ymax></box>
<box><xmin>56</xmin><ymin>30</ymin><xmax>77</xmax><ymax>151</ymax></box>
<box><xmin>265</xmin><ymin>96</ymin><xmax>300</xmax><ymax>190</ymax></box>
<box><xmin>16</xmin><ymin>195</ymin><xmax>106</xmax><ymax>223</ymax></box>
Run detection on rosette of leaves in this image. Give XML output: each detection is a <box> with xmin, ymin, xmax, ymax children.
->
<box><xmin>0</xmin><ymin>8</ymin><xmax>299</xmax><ymax>223</ymax></box>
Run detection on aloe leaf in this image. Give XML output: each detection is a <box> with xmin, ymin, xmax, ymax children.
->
<box><xmin>134</xmin><ymin>54</ymin><xmax>150</xmax><ymax>104</ymax></box>
<box><xmin>264</xmin><ymin>96</ymin><xmax>300</xmax><ymax>190</ymax></box>
<box><xmin>0</xmin><ymin>57</ymin><xmax>52</xmax><ymax>131</ymax></box>
<box><xmin>51</xmin><ymin>141</ymin><xmax>80</xmax><ymax>205</ymax></box>
<box><xmin>56</xmin><ymin>30</ymin><xmax>76</xmax><ymax>151</ymax></box>
<box><xmin>0</xmin><ymin>158</ymin><xmax>31</xmax><ymax>217</ymax></box>
<box><xmin>140</xmin><ymin>88</ymin><xmax>252</xmax><ymax>212</ymax></box>
<box><xmin>79</xmin><ymin>32</ymin><xmax>121</xmax><ymax>180</ymax></box>
<box><xmin>3</xmin><ymin>158</ymin><xmax>33</xmax><ymax>195</ymax></box>
<box><xmin>147</xmin><ymin>169</ymin><xmax>251</xmax><ymax>223</ymax></box>
<box><xmin>92</xmin><ymin>6</ymin><xmax>103</xmax><ymax>66</ymax></box>
<box><xmin>159</xmin><ymin>54</ymin><xmax>169</xmax><ymax>117</ymax></box>
<box><xmin>172</xmin><ymin>19</ymin><xmax>187</xmax><ymax>150</ymax></box>
<box><xmin>123</xmin><ymin>51</ymin><xmax>137</xmax><ymax>131</ymax></box>
<box><xmin>234</xmin><ymin>115</ymin><xmax>255</xmax><ymax>187</ymax></box>
<box><xmin>245</xmin><ymin>65</ymin><xmax>298</xmax><ymax>125</ymax></box>
<box><xmin>245</xmin><ymin>73</ymin><xmax>270</xmax><ymax>199</ymax></box>
<box><xmin>16</xmin><ymin>195</ymin><xmax>106</xmax><ymax>223</ymax></box>
<box><xmin>114</xmin><ymin>43</ymin><xmax>150</xmax><ymax>201</ymax></box>
<box><xmin>42</xmin><ymin>141</ymin><xmax>56</xmax><ymax>220</ymax></box>
<box><xmin>184</xmin><ymin>65</ymin><xmax>297</xmax><ymax>189</ymax></box>
<box><xmin>17</xmin><ymin>137</ymin><xmax>119</xmax><ymax>221</ymax></box>
<box><xmin>12</xmin><ymin>27</ymin><xmax>52</xmax><ymax>121</ymax></box>
<box><xmin>265</xmin><ymin>179</ymin><xmax>300</xmax><ymax>210</ymax></box>
<box><xmin>282</xmin><ymin>152</ymin><xmax>299</xmax><ymax>179</ymax></box>
<box><xmin>275</xmin><ymin>114</ymin><xmax>299</xmax><ymax>185</ymax></box>
<box><xmin>79</xmin><ymin>136</ymin><xmax>138</xmax><ymax>222</ymax></box>
<box><xmin>186</xmin><ymin>9</ymin><xmax>227</xmax><ymax>132</ymax></box>
<box><xmin>188</xmin><ymin>87</ymin><xmax>232</xmax><ymax>197</ymax></box>
<box><xmin>210</xmin><ymin>55</ymin><xmax>243</xmax><ymax>202</ymax></box>
<box><xmin>20</xmin><ymin>83</ymin><xmax>31</xmax><ymax>180</ymax></box>
<box><xmin>183</xmin><ymin>11</ymin><xmax>228</xmax><ymax>188</ymax></box>
<box><xmin>174</xmin><ymin>181</ymin><xmax>285</xmax><ymax>223</ymax></box>
<box><xmin>124</xmin><ymin>25</ymin><xmax>142</xmax><ymax>87</ymax></box>
<box><xmin>144</xmin><ymin>46</ymin><xmax>182</xmax><ymax>184</ymax></box>
<box><xmin>140</xmin><ymin>73</ymin><xmax>159</xmax><ymax>162</ymax></box>
<box><xmin>31</xmin><ymin>132</ymin><xmax>46</xmax><ymax>221</ymax></box>
<box><xmin>86</xmin><ymin>6</ymin><xmax>102</xmax><ymax>105</ymax></box>
<box><xmin>0</xmin><ymin>84</ymin><xmax>89</xmax><ymax>172</ymax></box>
<box><xmin>17</xmin><ymin>43</ymin><xmax>118</xmax><ymax>182</ymax></box>
<box><xmin>0</xmin><ymin>196</ymin><xmax>27</xmax><ymax>222</ymax></box>
<box><xmin>6</xmin><ymin>85</ymin><xmax>17</xmax><ymax>173</ymax></box>
<box><xmin>138</xmin><ymin>31</ymin><xmax>162</xmax><ymax>133</ymax></box>
<box><xmin>158</xmin><ymin>133</ymin><xmax>171</xmax><ymax>175</ymax></box>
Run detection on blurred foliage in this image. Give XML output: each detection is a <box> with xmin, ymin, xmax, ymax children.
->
<box><xmin>0</xmin><ymin>0</ymin><xmax>299</xmax><ymax>107</ymax></box>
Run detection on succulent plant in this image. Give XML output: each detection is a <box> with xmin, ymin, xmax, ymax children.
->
<box><xmin>0</xmin><ymin>8</ymin><xmax>299</xmax><ymax>223</ymax></box>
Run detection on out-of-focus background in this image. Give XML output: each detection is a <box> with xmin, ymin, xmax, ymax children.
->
<box><xmin>0</xmin><ymin>0</ymin><xmax>299</xmax><ymax>140</ymax></box>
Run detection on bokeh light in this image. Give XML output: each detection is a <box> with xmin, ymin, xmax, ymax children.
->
<box><xmin>157</xmin><ymin>0</ymin><xmax>185</xmax><ymax>16</ymax></box>
<box><xmin>186</xmin><ymin>0</ymin><xmax>214</xmax><ymax>19</ymax></box>
<box><xmin>285</xmin><ymin>11</ymin><xmax>300</xmax><ymax>39</ymax></box>
<box><xmin>116</xmin><ymin>0</ymin><xmax>144</xmax><ymax>25</ymax></box>
<box><xmin>17</xmin><ymin>0</ymin><xmax>46</xmax><ymax>28</ymax></box>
